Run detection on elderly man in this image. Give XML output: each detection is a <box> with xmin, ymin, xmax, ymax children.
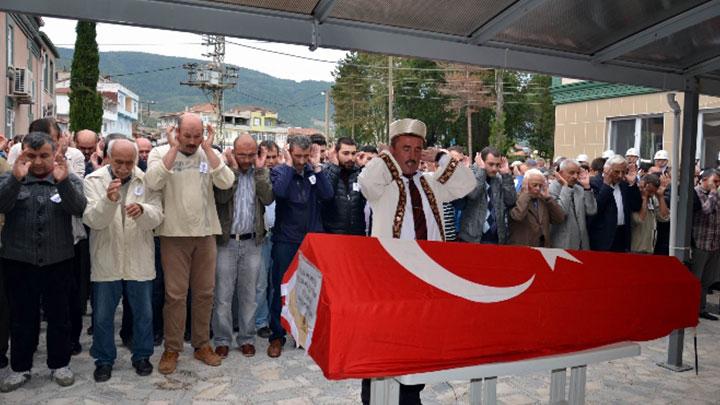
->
<box><xmin>322</xmin><ymin>137</ymin><xmax>366</xmax><ymax>235</ymax></box>
<box><xmin>508</xmin><ymin>169</ymin><xmax>565</xmax><ymax>247</ymax></box>
<box><xmin>549</xmin><ymin>159</ymin><xmax>597</xmax><ymax>250</ymax></box>
<box><xmin>630</xmin><ymin>173</ymin><xmax>669</xmax><ymax>254</ymax></box>
<box><xmin>83</xmin><ymin>138</ymin><xmax>163</xmax><ymax>382</ymax></box>
<box><xmin>0</xmin><ymin>132</ymin><xmax>86</xmax><ymax>392</ymax></box>
<box><xmin>212</xmin><ymin>134</ymin><xmax>273</xmax><ymax>358</ymax></box>
<box><xmin>458</xmin><ymin>146</ymin><xmax>517</xmax><ymax>244</ymax></box>
<box><xmin>136</xmin><ymin>137</ymin><xmax>153</xmax><ymax>172</ymax></box>
<box><xmin>358</xmin><ymin>118</ymin><xmax>474</xmax><ymax>405</ymax></box>
<box><xmin>268</xmin><ymin>135</ymin><xmax>332</xmax><ymax>358</ymax></box>
<box><xmin>146</xmin><ymin>113</ymin><xmax>235</xmax><ymax>374</ymax></box>
<box><xmin>75</xmin><ymin>130</ymin><xmax>102</xmax><ymax>176</ymax></box>
<box><xmin>588</xmin><ymin>155</ymin><xmax>641</xmax><ymax>252</ymax></box>
<box><xmin>692</xmin><ymin>169</ymin><xmax>720</xmax><ymax>320</ymax></box>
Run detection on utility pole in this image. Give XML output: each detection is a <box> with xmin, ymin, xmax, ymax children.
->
<box><xmin>139</xmin><ymin>100</ymin><xmax>156</xmax><ymax>126</ymax></box>
<box><xmin>181</xmin><ymin>35</ymin><xmax>238</xmax><ymax>147</ymax></box>
<box><xmin>388</xmin><ymin>55</ymin><xmax>394</xmax><ymax>144</ymax></box>
<box><xmin>494</xmin><ymin>68</ymin><xmax>505</xmax><ymax>147</ymax></box>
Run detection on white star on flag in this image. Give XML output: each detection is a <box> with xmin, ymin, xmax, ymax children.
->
<box><xmin>531</xmin><ymin>247</ymin><xmax>582</xmax><ymax>271</ymax></box>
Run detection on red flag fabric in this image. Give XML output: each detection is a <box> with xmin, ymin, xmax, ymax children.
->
<box><xmin>281</xmin><ymin>234</ymin><xmax>699</xmax><ymax>379</ymax></box>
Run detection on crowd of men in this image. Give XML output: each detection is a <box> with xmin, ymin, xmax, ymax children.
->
<box><xmin>0</xmin><ymin>114</ymin><xmax>718</xmax><ymax>404</ymax></box>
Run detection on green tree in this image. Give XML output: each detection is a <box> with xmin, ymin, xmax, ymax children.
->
<box><xmin>525</xmin><ymin>74</ymin><xmax>555</xmax><ymax>158</ymax></box>
<box><xmin>69</xmin><ymin>21</ymin><xmax>103</xmax><ymax>133</ymax></box>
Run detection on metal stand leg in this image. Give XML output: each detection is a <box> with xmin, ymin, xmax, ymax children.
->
<box><xmin>568</xmin><ymin>366</ymin><xmax>586</xmax><ymax>405</ymax></box>
<box><xmin>482</xmin><ymin>377</ymin><xmax>497</xmax><ymax>405</ymax></box>
<box><xmin>550</xmin><ymin>368</ymin><xmax>566</xmax><ymax>404</ymax></box>
<box><xmin>658</xmin><ymin>329</ymin><xmax>693</xmax><ymax>372</ymax></box>
<box><xmin>469</xmin><ymin>378</ymin><xmax>483</xmax><ymax>405</ymax></box>
<box><xmin>370</xmin><ymin>378</ymin><xmax>399</xmax><ymax>405</ymax></box>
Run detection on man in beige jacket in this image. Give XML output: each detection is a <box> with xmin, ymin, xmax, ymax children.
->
<box><xmin>83</xmin><ymin>138</ymin><xmax>163</xmax><ymax>382</ymax></box>
<box><xmin>145</xmin><ymin>113</ymin><xmax>235</xmax><ymax>374</ymax></box>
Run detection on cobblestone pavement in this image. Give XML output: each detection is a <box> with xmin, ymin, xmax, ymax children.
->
<box><xmin>1</xmin><ymin>295</ymin><xmax>719</xmax><ymax>404</ymax></box>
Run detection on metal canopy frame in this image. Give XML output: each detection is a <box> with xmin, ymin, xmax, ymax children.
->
<box><xmin>2</xmin><ymin>0</ymin><xmax>720</xmax><ymax>96</ymax></box>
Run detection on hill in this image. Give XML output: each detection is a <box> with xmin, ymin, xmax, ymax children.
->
<box><xmin>57</xmin><ymin>47</ymin><xmax>332</xmax><ymax>128</ymax></box>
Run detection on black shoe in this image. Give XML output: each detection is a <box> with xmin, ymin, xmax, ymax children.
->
<box><xmin>87</xmin><ymin>326</ymin><xmax>93</xmax><ymax>336</ymax></box>
<box><xmin>71</xmin><ymin>342</ymin><xmax>82</xmax><ymax>356</ymax></box>
<box><xmin>93</xmin><ymin>364</ymin><xmax>112</xmax><ymax>382</ymax></box>
<box><xmin>710</xmin><ymin>281</ymin><xmax>720</xmax><ymax>294</ymax></box>
<box><xmin>132</xmin><ymin>358</ymin><xmax>153</xmax><ymax>376</ymax></box>
<box><xmin>0</xmin><ymin>354</ymin><xmax>8</xmax><ymax>369</ymax></box>
<box><xmin>700</xmin><ymin>312</ymin><xmax>719</xmax><ymax>321</ymax></box>
<box><xmin>257</xmin><ymin>326</ymin><xmax>271</xmax><ymax>339</ymax></box>
<box><xmin>153</xmin><ymin>334</ymin><xmax>163</xmax><ymax>347</ymax></box>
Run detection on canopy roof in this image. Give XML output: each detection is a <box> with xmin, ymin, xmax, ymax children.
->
<box><xmin>4</xmin><ymin>0</ymin><xmax>720</xmax><ymax>94</ymax></box>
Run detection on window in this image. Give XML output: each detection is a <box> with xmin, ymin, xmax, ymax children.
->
<box><xmin>6</xmin><ymin>25</ymin><xmax>13</xmax><ymax>67</ymax></box>
<box><xmin>609</xmin><ymin>116</ymin><xmax>663</xmax><ymax>160</ymax></box>
<box><xmin>253</xmin><ymin>117</ymin><xmax>261</xmax><ymax>126</ymax></box>
<box><xmin>44</xmin><ymin>55</ymin><xmax>50</xmax><ymax>92</ymax></box>
<box><xmin>5</xmin><ymin>108</ymin><xmax>14</xmax><ymax>138</ymax></box>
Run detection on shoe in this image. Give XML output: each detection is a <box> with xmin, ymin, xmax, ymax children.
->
<box><xmin>0</xmin><ymin>354</ymin><xmax>8</xmax><ymax>369</ymax></box>
<box><xmin>700</xmin><ymin>312</ymin><xmax>719</xmax><ymax>321</ymax></box>
<box><xmin>183</xmin><ymin>331</ymin><xmax>191</xmax><ymax>342</ymax></box>
<box><xmin>93</xmin><ymin>364</ymin><xmax>112</xmax><ymax>383</ymax></box>
<box><xmin>132</xmin><ymin>358</ymin><xmax>153</xmax><ymax>376</ymax></box>
<box><xmin>158</xmin><ymin>350</ymin><xmax>179</xmax><ymax>375</ymax></box>
<box><xmin>267</xmin><ymin>339</ymin><xmax>283</xmax><ymax>358</ymax></box>
<box><xmin>257</xmin><ymin>326</ymin><xmax>271</xmax><ymax>339</ymax></box>
<box><xmin>51</xmin><ymin>366</ymin><xmax>75</xmax><ymax>387</ymax></box>
<box><xmin>0</xmin><ymin>371</ymin><xmax>30</xmax><ymax>392</ymax></box>
<box><xmin>240</xmin><ymin>344</ymin><xmax>256</xmax><ymax>357</ymax></box>
<box><xmin>71</xmin><ymin>342</ymin><xmax>82</xmax><ymax>356</ymax></box>
<box><xmin>194</xmin><ymin>345</ymin><xmax>222</xmax><ymax>367</ymax></box>
<box><xmin>214</xmin><ymin>345</ymin><xmax>229</xmax><ymax>359</ymax></box>
<box><xmin>153</xmin><ymin>334</ymin><xmax>163</xmax><ymax>347</ymax></box>
<box><xmin>87</xmin><ymin>326</ymin><xmax>93</xmax><ymax>336</ymax></box>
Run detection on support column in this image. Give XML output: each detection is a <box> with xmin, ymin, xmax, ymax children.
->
<box><xmin>660</xmin><ymin>77</ymin><xmax>699</xmax><ymax>372</ymax></box>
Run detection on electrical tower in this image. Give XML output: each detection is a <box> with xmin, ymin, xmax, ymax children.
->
<box><xmin>181</xmin><ymin>35</ymin><xmax>238</xmax><ymax>147</ymax></box>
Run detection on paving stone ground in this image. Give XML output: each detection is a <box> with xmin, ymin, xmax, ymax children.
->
<box><xmin>1</xmin><ymin>295</ymin><xmax>719</xmax><ymax>404</ymax></box>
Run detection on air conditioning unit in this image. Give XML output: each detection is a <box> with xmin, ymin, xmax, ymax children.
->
<box><xmin>13</xmin><ymin>68</ymin><xmax>32</xmax><ymax>96</ymax></box>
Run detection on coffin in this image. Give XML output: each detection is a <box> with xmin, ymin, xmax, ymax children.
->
<box><xmin>281</xmin><ymin>234</ymin><xmax>699</xmax><ymax>379</ymax></box>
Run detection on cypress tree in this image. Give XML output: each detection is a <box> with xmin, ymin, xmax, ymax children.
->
<box><xmin>69</xmin><ymin>21</ymin><xmax>103</xmax><ymax>133</ymax></box>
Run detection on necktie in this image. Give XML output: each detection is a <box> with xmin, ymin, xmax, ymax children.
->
<box><xmin>405</xmin><ymin>174</ymin><xmax>427</xmax><ymax>240</ymax></box>
<box><xmin>485</xmin><ymin>181</ymin><xmax>496</xmax><ymax>235</ymax></box>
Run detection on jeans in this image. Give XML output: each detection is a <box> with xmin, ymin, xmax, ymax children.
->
<box><xmin>212</xmin><ymin>239</ymin><xmax>261</xmax><ymax>346</ymax></box>
<box><xmin>3</xmin><ymin>258</ymin><xmax>73</xmax><ymax>372</ymax></box>
<box><xmin>269</xmin><ymin>241</ymin><xmax>300</xmax><ymax>342</ymax></box>
<box><xmin>255</xmin><ymin>236</ymin><xmax>273</xmax><ymax>329</ymax></box>
<box><xmin>91</xmin><ymin>280</ymin><xmax>154</xmax><ymax>365</ymax></box>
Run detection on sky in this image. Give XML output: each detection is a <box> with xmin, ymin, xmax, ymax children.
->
<box><xmin>40</xmin><ymin>17</ymin><xmax>349</xmax><ymax>83</ymax></box>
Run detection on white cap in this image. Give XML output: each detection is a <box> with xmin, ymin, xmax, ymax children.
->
<box><xmin>717</xmin><ymin>151</ymin><xmax>720</xmax><ymax>161</ymax></box>
<box><xmin>625</xmin><ymin>147</ymin><xmax>639</xmax><ymax>157</ymax></box>
<box><xmin>389</xmin><ymin>118</ymin><xmax>426</xmax><ymax>142</ymax></box>
<box><xmin>576</xmin><ymin>154</ymin><xmax>589</xmax><ymax>163</ymax></box>
<box><xmin>601</xmin><ymin>149</ymin><xmax>615</xmax><ymax>159</ymax></box>
<box><xmin>654</xmin><ymin>149</ymin><xmax>669</xmax><ymax>160</ymax></box>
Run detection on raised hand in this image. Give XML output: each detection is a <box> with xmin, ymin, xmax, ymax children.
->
<box><xmin>499</xmin><ymin>157</ymin><xmax>511</xmax><ymax>175</ymax></box>
<box><xmin>107</xmin><ymin>178</ymin><xmax>122</xmax><ymax>202</ymax></box>
<box><xmin>578</xmin><ymin>168</ymin><xmax>590</xmax><ymax>189</ymax></box>
<box><xmin>166</xmin><ymin>126</ymin><xmax>179</xmax><ymax>148</ymax></box>
<box><xmin>541</xmin><ymin>183</ymin><xmax>551</xmax><ymax>199</ymax></box>
<box><xmin>255</xmin><ymin>145</ymin><xmax>267</xmax><ymax>169</ymax></box>
<box><xmin>309</xmin><ymin>144</ymin><xmax>322</xmax><ymax>171</ymax></box>
<box><xmin>658</xmin><ymin>173</ymin><xmax>671</xmax><ymax>194</ymax></box>
<box><xmin>125</xmin><ymin>203</ymin><xmax>144</xmax><ymax>219</ymax></box>
<box><xmin>474</xmin><ymin>152</ymin><xmax>485</xmax><ymax>169</ymax></box>
<box><xmin>0</xmin><ymin>133</ymin><xmax>8</xmax><ymax>152</ymax></box>
<box><xmin>12</xmin><ymin>151</ymin><xmax>31</xmax><ymax>181</ymax></box>
<box><xmin>53</xmin><ymin>151</ymin><xmax>69</xmax><ymax>182</ymax></box>
<box><xmin>625</xmin><ymin>164</ymin><xmax>638</xmax><ymax>185</ymax></box>
<box><xmin>223</xmin><ymin>147</ymin><xmax>238</xmax><ymax>170</ymax></box>
<box><xmin>283</xmin><ymin>146</ymin><xmax>292</xmax><ymax>167</ymax></box>
<box><xmin>202</xmin><ymin>124</ymin><xmax>215</xmax><ymax>150</ymax></box>
<box><xmin>555</xmin><ymin>171</ymin><xmax>568</xmax><ymax>187</ymax></box>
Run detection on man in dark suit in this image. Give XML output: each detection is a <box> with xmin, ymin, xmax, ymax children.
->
<box><xmin>587</xmin><ymin>155</ymin><xmax>641</xmax><ymax>252</ymax></box>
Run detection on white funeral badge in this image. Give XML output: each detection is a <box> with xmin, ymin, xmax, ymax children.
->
<box><xmin>50</xmin><ymin>193</ymin><xmax>62</xmax><ymax>203</ymax></box>
<box><xmin>134</xmin><ymin>185</ymin><xmax>144</xmax><ymax>196</ymax></box>
<box><xmin>308</xmin><ymin>174</ymin><xmax>317</xmax><ymax>185</ymax></box>
<box><xmin>352</xmin><ymin>182</ymin><xmax>360</xmax><ymax>192</ymax></box>
<box><xmin>199</xmin><ymin>161</ymin><xmax>209</xmax><ymax>174</ymax></box>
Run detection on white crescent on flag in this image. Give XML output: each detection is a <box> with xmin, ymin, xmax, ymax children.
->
<box><xmin>378</xmin><ymin>238</ymin><xmax>535</xmax><ymax>303</ymax></box>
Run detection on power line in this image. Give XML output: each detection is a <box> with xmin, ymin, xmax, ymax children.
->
<box><xmin>104</xmin><ymin>65</ymin><xmax>185</xmax><ymax>78</ymax></box>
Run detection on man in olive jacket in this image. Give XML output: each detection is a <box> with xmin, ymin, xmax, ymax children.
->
<box><xmin>212</xmin><ymin>134</ymin><xmax>274</xmax><ymax>358</ymax></box>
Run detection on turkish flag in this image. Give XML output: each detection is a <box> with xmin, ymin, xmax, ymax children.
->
<box><xmin>281</xmin><ymin>234</ymin><xmax>699</xmax><ymax>379</ymax></box>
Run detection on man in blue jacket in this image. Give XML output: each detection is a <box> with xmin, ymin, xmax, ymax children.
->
<box><xmin>267</xmin><ymin>135</ymin><xmax>332</xmax><ymax>358</ymax></box>
<box><xmin>587</xmin><ymin>154</ymin><xmax>641</xmax><ymax>252</ymax></box>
